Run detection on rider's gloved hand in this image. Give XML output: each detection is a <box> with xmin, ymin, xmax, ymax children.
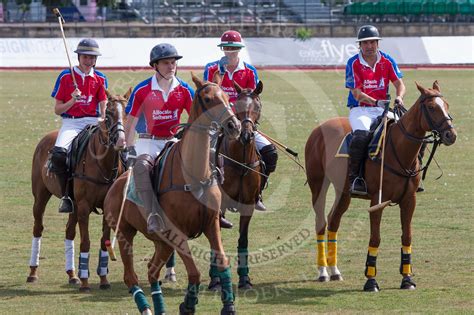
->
<box><xmin>71</xmin><ymin>88</ymin><xmax>82</xmax><ymax>101</ymax></box>
<box><xmin>218</xmin><ymin>56</ymin><xmax>229</xmax><ymax>75</ymax></box>
<box><xmin>394</xmin><ymin>96</ymin><xmax>404</xmax><ymax>107</ymax></box>
<box><xmin>126</xmin><ymin>146</ymin><xmax>137</xmax><ymax>168</ymax></box>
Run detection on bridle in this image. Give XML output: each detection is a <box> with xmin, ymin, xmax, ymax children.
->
<box><xmin>98</xmin><ymin>99</ymin><xmax>125</xmax><ymax>147</ymax></box>
<box><xmin>192</xmin><ymin>83</ymin><xmax>235</xmax><ymax>134</ymax></box>
<box><xmin>236</xmin><ymin>91</ymin><xmax>261</xmax><ymax>144</ymax></box>
<box><xmin>396</xmin><ymin>93</ymin><xmax>454</xmax><ymax>145</ymax></box>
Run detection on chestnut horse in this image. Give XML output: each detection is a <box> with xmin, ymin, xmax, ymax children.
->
<box><xmin>208</xmin><ymin>81</ymin><xmax>263</xmax><ymax>291</ymax></box>
<box><xmin>103</xmin><ymin>73</ymin><xmax>241</xmax><ymax>315</ymax></box>
<box><xmin>305</xmin><ymin>82</ymin><xmax>456</xmax><ymax>291</ymax></box>
<box><xmin>27</xmin><ymin>91</ymin><xmax>128</xmax><ymax>291</ymax></box>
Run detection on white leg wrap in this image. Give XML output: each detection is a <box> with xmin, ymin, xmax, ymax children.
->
<box><xmin>64</xmin><ymin>239</ymin><xmax>75</xmax><ymax>272</ymax></box>
<box><xmin>79</xmin><ymin>252</ymin><xmax>90</xmax><ymax>279</ymax></box>
<box><xmin>29</xmin><ymin>237</ymin><xmax>42</xmax><ymax>267</ymax></box>
<box><xmin>329</xmin><ymin>266</ymin><xmax>341</xmax><ymax>276</ymax></box>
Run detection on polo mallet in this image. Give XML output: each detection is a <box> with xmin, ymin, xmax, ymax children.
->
<box><xmin>368</xmin><ymin>100</ymin><xmax>392</xmax><ymax>213</ymax></box>
<box><xmin>258</xmin><ymin>130</ymin><xmax>298</xmax><ymax>157</ymax></box>
<box><xmin>106</xmin><ymin>167</ymin><xmax>133</xmax><ymax>261</ymax></box>
<box><xmin>52</xmin><ymin>8</ymin><xmax>78</xmax><ymax>90</ymax></box>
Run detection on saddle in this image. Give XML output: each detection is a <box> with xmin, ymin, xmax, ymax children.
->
<box><xmin>335</xmin><ymin>117</ymin><xmax>394</xmax><ymax>160</ymax></box>
<box><xmin>68</xmin><ymin>124</ymin><xmax>99</xmax><ymax>172</ymax></box>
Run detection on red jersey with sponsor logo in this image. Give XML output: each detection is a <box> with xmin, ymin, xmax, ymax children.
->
<box><xmin>126</xmin><ymin>76</ymin><xmax>194</xmax><ymax>138</ymax></box>
<box><xmin>345</xmin><ymin>51</ymin><xmax>403</xmax><ymax>107</ymax></box>
<box><xmin>51</xmin><ymin>67</ymin><xmax>108</xmax><ymax>118</ymax></box>
<box><xmin>203</xmin><ymin>60</ymin><xmax>258</xmax><ymax>103</ymax></box>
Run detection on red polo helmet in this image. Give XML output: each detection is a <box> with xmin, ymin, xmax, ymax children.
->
<box><xmin>217</xmin><ymin>30</ymin><xmax>245</xmax><ymax>48</ymax></box>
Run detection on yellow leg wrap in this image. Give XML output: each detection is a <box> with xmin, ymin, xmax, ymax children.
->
<box><xmin>368</xmin><ymin>246</ymin><xmax>379</xmax><ymax>257</ymax></box>
<box><xmin>366</xmin><ymin>266</ymin><xmax>376</xmax><ymax>278</ymax></box>
<box><xmin>327</xmin><ymin>231</ymin><xmax>337</xmax><ymax>267</ymax></box>
<box><xmin>402</xmin><ymin>264</ymin><xmax>412</xmax><ymax>275</ymax></box>
<box><xmin>316</xmin><ymin>234</ymin><xmax>327</xmax><ymax>267</ymax></box>
<box><xmin>402</xmin><ymin>245</ymin><xmax>412</xmax><ymax>254</ymax></box>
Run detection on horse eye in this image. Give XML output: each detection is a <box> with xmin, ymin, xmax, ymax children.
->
<box><xmin>204</xmin><ymin>97</ymin><xmax>211</xmax><ymax>103</ymax></box>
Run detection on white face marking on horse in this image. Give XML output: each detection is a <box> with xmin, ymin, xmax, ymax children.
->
<box><xmin>116</xmin><ymin>102</ymin><xmax>123</xmax><ymax>122</ymax></box>
<box><xmin>434</xmin><ymin>97</ymin><xmax>449</xmax><ymax>118</ymax></box>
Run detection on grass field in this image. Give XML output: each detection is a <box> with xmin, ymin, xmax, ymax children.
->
<box><xmin>0</xmin><ymin>69</ymin><xmax>472</xmax><ymax>314</ymax></box>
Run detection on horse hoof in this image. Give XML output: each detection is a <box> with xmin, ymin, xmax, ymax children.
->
<box><xmin>79</xmin><ymin>286</ymin><xmax>91</xmax><ymax>293</ymax></box>
<box><xmin>208</xmin><ymin>277</ymin><xmax>221</xmax><ymax>292</ymax></box>
<box><xmin>69</xmin><ymin>277</ymin><xmax>80</xmax><ymax>285</ymax></box>
<box><xmin>26</xmin><ymin>276</ymin><xmax>38</xmax><ymax>283</ymax></box>
<box><xmin>220</xmin><ymin>303</ymin><xmax>236</xmax><ymax>315</ymax></box>
<box><xmin>363</xmin><ymin>278</ymin><xmax>380</xmax><ymax>292</ymax></box>
<box><xmin>165</xmin><ymin>273</ymin><xmax>177</xmax><ymax>283</ymax></box>
<box><xmin>99</xmin><ymin>283</ymin><xmax>111</xmax><ymax>290</ymax></box>
<box><xmin>142</xmin><ymin>308</ymin><xmax>153</xmax><ymax>315</ymax></box>
<box><xmin>179</xmin><ymin>302</ymin><xmax>195</xmax><ymax>315</ymax></box>
<box><xmin>317</xmin><ymin>275</ymin><xmax>329</xmax><ymax>282</ymax></box>
<box><xmin>400</xmin><ymin>277</ymin><xmax>416</xmax><ymax>290</ymax></box>
<box><xmin>330</xmin><ymin>274</ymin><xmax>344</xmax><ymax>281</ymax></box>
<box><xmin>238</xmin><ymin>275</ymin><xmax>253</xmax><ymax>290</ymax></box>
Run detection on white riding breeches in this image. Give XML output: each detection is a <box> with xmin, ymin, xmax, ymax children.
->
<box><xmin>135</xmin><ymin>137</ymin><xmax>178</xmax><ymax>160</ymax></box>
<box><xmin>55</xmin><ymin>117</ymin><xmax>99</xmax><ymax>150</ymax></box>
<box><xmin>255</xmin><ymin>131</ymin><xmax>271</xmax><ymax>150</ymax></box>
<box><xmin>349</xmin><ymin>107</ymin><xmax>396</xmax><ymax>131</ymax></box>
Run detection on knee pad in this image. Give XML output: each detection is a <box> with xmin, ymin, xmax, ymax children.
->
<box><xmin>134</xmin><ymin>154</ymin><xmax>154</xmax><ymax>176</ymax></box>
<box><xmin>260</xmin><ymin>144</ymin><xmax>278</xmax><ymax>174</ymax></box>
<box><xmin>50</xmin><ymin>146</ymin><xmax>68</xmax><ymax>174</ymax></box>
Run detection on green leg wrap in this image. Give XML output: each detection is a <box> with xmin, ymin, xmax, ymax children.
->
<box><xmin>218</xmin><ymin>267</ymin><xmax>234</xmax><ymax>304</ymax></box>
<box><xmin>130</xmin><ymin>285</ymin><xmax>150</xmax><ymax>313</ymax></box>
<box><xmin>166</xmin><ymin>251</ymin><xmax>176</xmax><ymax>268</ymax></box>
<box><xmin>151</xmin><ymin>281</ymin><xmax>166</xmax><ymax>314</ymax></box>
<box><xmin>237</xmin><ymin>247</ymin><xmax>249</xmax><ymax>277</ymax></box>
<box><xmin>183</xmin><ymin>282</ymin><xmax>200</xmax><ymax>311</ymax></box>
<box><xmin>209</xmin><ymin>250</ymin><xmax>219</xmax><ymax>278</ymax></box>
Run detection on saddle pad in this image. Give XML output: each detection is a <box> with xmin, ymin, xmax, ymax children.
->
<box><xmin>335</xmin><ymin>123</ymin><xmax>386</xmax><ymax>159</ymax></box>
<box><xmin>126</xmin><ymin>174</ymin><xmax>144</xmax><ymax>207</ymax></box>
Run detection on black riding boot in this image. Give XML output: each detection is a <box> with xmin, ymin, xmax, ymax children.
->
<box><xmin>219</xmin><ymin>210</ymin><xmax>233</xmax><ymax>229</ymax></box>
<box><xmin>50</xmin><ymin>146</ymin><xmax>74</xmax><ymax>213</ymax></box>
<box><xmin>348</xmin><ymin>130</ymin><xmax>370</xmax><ymax>196</ymax></box>
<box><xmin>134</xmin><ymin>154</ymin><xmax>166</xmax><ymax>233</ymax></box>
<box><xmin>256</xmin><ymin>144</ymin><xmax>278</xmax><ymax>211</ymax></box>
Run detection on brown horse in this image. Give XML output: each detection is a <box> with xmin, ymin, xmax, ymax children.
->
<box><xmin>305</xmin><ymin>81</ymin><xmax>456</xmax><ymax>291</ymax></box>
<box><xmin>208</xmin><ymin>81</ymin><xmax>263</xmax><ymax>291</ymax></box>
<box><xmin>27</xmin><ymin>90</ymin><xmax>129</xmax><ymax>291</ymax></box>
<box><xmin>103</xmin><ymin>73</ymin><xmax>241</xmax><ymax>315</ymax></box>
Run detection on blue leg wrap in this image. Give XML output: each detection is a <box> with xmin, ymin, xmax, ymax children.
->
<box><xmin>151</xmin><ymin>281</ymin><xmax>166</xmax><ymax>314</ymax></box>
<box><xmin>218</xmin><ymin>267</ymin><xmax>234</xmax><ymax>304</ymax></box>
<box><xmin>166</xmin><ymin>251</ymin><xmax>176</xmax><ymax>268</ymax></box>
<box><xmin>237</xmin><ymin>247</ymin><xmax>249</xmax><ymax>277</ymax></box>
<box><xmin>96</xmin><ymin>250</ymin><xmax>109</xmax><ymax>276</ymax></box>
<box><xmin>78</xmin><ymin>252</ymin><xmax>90</xmax><ymax>279</ymax></box>
<box><xmin>209</xmin><ymin>250</ymin><xmax>219</xmax><ymax>278</ymax></box>
<box><xmin>130</xmin><ymin>285</ymin><xmax>150</xmax><ymax>313</ymax></box>
<box><xmin>183</xmin><ymin>282</ymin><xmax>200</xmax><ymax>311</ymax></box>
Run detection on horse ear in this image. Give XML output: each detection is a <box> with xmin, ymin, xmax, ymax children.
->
<box><xmin>254</xmin><ymin>81</ymin><xmax>263</xmax><ymax>95</ymax></box>
<box><xmin>415</xmin><ymin>81</ymin><xmax>427</xmax><ymax>95</ymax></box>
<box><xmin>105</xmin><ymin>89</ymin><xmax>112</xmax><ymax>99</ymax></box>
<box><xmin>212</xmin><ymin>71</ymin><xmax>222</xmax><ymax>86</ymax></box>
<box><xmin>432</xmin><ymin>80</ymin><xmax>441</xmax><ymax>92</ymax></box>
<box><xmin>233</xmin><ymin>81</ymin><xmax>243</xmax><ymax>94</ymax></box>
<box><xmin>191</xmin><ymin>71</ymin><xmax>203</xmax><ymax>89</ymax></box>
<box><xmin>124</xmin><ymin>87</ymin><xmax>132</xmax><ymax>100</ymax></box>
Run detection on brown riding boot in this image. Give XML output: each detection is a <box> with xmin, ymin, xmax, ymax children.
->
<box><xmin>219</xmin><ymin>211</ymin><xmax>233</xmax><ymax>229</ymax></box>
<box><xmin>134</xmin><ymin>155</ymin><xmax>166</xmax><ymax>233</ymax></box>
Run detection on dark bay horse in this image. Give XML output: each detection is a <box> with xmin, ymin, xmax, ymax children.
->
<box><xmin>27</xmin><ymin>90</ymin><xmax>129</xmax><ymax>291</ymax></box>
<box><xmin>305</xmin><ymin>81</ymin><xmax>456</xmax><ymax>291</ymax></box>
<box><xmin>103</xmin><ymin>73</ymin><xmax>241</xmax><ymax>315</ymax></box>
<box><xmin>208</xmin><ymin>81</ymin><xmax>263</xmax><ymax>291</ymax></box>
